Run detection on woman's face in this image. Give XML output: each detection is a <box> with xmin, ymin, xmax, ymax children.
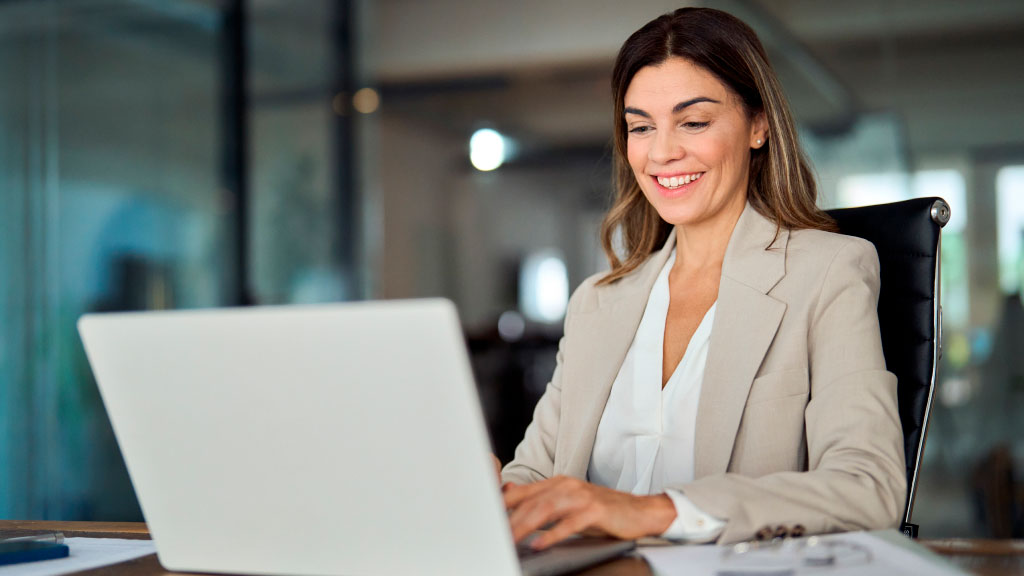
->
<box><xmin>624</xmin><ymin>57</ymin><xmax>766</xmax><ymax>229</ymax></box>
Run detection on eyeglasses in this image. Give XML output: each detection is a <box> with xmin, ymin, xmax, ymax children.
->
<box><xmin>719</xmin><ymin>536</ymin><xmax>873</xmax><ymax>574</ymax></box>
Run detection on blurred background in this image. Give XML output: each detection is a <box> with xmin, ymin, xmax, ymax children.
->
<box><xmin>1</xmin><ymin>0</ymin><xmax>1022</xmax><ymax>538</ymax></box>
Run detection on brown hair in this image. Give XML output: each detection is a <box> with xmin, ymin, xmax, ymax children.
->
<box><xmin>598</xmin><ymin>7</ymin><xmax>835</xmax><ymax>285</ymax></box>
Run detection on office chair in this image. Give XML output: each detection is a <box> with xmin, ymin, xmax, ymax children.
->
<box><xmin>826</xmin><ymin>196</ymin><xmax>950</xmax><ymax>538</ymax></box>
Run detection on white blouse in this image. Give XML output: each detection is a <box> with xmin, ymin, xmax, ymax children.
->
<box><xmin>587</xmin><ymin>249</ymin><xmax>725</xmax><ymax>541</ymax></box>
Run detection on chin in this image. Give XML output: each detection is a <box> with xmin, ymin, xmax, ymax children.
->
<box><xmin>649</xmin><ymin>203</ymin><xmax>706</xmax><ymax>228</ymax></box>
<box><xmin>648</xmin><ymin>191</ymin><xmax>745</xmax><ymax>230</ymax></box>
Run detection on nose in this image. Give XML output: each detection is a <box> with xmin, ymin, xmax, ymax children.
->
<box><xmin>649</xmin><ymin>128</ymin><xmax>684</xmax><ymax>165</ymax></box>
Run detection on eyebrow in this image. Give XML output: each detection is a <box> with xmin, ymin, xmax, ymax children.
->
<box><xmin>624</xmin><ymin>96</ymin><xmax>721</xmax><ymax>118</ymax></box>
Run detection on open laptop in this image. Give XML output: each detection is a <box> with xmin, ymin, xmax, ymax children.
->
<box><xmin>78</xmin><ymin>299</ymin><xmax>633</xmax><ymax>576</ymax></box>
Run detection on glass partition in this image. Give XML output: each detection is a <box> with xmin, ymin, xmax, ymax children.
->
<box><xmin>0</xmin><ymin>0</ymin><xmax>232</xmax><ymax>520</ymax></box>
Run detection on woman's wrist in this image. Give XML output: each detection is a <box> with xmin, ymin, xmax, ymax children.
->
<box><xmin>639</xmin><ymin>493</ymin><xmax>678</xmax><ymax>536</ymax></box>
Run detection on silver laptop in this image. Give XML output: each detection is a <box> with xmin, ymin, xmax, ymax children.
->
<box><xmin>78</xmin><ymin>299</ymin><xmax>633</xmax><ymax>576</ymax></box>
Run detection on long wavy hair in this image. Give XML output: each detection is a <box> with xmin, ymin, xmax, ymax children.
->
<box><xmin>598</xmin><ymin>7</ymin><xmax>836</xmax><ymax>285</ymax></box>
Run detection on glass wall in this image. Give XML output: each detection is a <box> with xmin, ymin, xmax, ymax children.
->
<box><xmin>0</xmin><ymin>0</ymin><xmax>232</xmax><ymax>519</ymax></box>
<box><xmin>0</xmin><ymin>0</ymin><xmax>362</xmax><ymax>521</ymax></box>
<box><xmin>248</xmin><ymin>0</ymin><xmax>355</xmax><ymax>304</ymax></box>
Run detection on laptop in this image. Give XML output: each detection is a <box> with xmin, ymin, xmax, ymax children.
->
<box><xmin>78</xmin><ymin>299</ymin><xmax>633</xmax><ymax>576</ymax></box>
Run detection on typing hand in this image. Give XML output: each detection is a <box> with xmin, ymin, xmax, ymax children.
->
<box><xmin>502</xmin><ymin>476</ymin><xmax>676</xmax><ymax>550</ymax></box>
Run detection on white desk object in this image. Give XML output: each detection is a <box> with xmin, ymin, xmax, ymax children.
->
<box><xmin>638</xmin><ymin>530</ymin><xmax>968</xmax><ymax>575</ymax></box>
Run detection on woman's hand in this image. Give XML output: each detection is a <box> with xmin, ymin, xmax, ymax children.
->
<box><xmin>502</xmin><ymin>476</ymin><xmax>677</xmax><ymax>550</ymax></box>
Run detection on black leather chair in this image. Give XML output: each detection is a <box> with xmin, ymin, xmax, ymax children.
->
<box><xmin>827</xmin><ymin>197</ymin><xmax>950</xmax><ymax>538</ymax></box>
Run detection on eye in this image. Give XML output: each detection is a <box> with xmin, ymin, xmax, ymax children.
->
<box><xmin>628</xmin><ymin>125</ymin><xmax>653</xmax><ymax>135</ymax></box>
<box><xmin>682</xmin><ymin>121</ymin><xmax>710</xmax><ymax>130</ymax></box>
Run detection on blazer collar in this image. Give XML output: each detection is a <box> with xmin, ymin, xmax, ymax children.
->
<box><xmin>721</xmin><ymin>202</ymin><xmax>788</xmax><ymax>293</ymax></box>
<box><xmin>559</xmin><ymin>202</ymin><xmax>790</xmax><ymax>479</ymax></box>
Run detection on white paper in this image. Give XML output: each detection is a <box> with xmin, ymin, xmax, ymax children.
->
<box><xmin>638</xmin><ymin>530</ymin><xmax>968</xmax><ymax>576</ymax></box>
<box><xmin>1</xmin><ymin>537</ymin><xmax>157</xmax><ymax>576</ymax></box>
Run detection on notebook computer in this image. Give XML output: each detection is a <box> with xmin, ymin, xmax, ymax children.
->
<box><xmin>78</xmin><ymin>299</ymin><xmax>634</xmax><ymax>576</ymax></box>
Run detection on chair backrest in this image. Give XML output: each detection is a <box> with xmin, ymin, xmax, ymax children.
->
<box><xmin>826</xmin><ymin>197</ymin><xmax>949</xmax><ymax>528</ymax></box>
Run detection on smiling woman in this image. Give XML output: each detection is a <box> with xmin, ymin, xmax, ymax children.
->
<box><xmin>601</xmin><ymin>7</ymin><xmax>835</xmax><ymax>285</ymax></box>
<box><xmin>500</xmin><ymin>7</ymin><xmax>905</xmax><ymax>550</ymax></box>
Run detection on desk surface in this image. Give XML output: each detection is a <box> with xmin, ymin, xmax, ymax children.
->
<box><xmin>1</xmin><ymin>521</ymin><xmax>1021</xmax><ymax>576</ymax></box>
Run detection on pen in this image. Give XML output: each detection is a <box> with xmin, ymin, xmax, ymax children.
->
<box><xmin>0</xmin><ymin>532</ymin><xmax>64</xmax><ymax>545</ymax></box>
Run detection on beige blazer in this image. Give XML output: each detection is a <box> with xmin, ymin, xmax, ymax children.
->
<box><xmin>502</xmin><ymin>203</ymin><xmax>907</xmax><ymax>544</ymax></box>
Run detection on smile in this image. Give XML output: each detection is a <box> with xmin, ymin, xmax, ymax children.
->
<box><xmin>655</xmin><ymin>172</ymin><xmax>704</xmax><ymax>190</ymax></box>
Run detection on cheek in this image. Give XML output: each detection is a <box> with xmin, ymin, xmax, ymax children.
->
<box><xmin>626</xmin><ymin>139</ymin><xmax>647</xmax><ymax>175</ymax></box>
<box><xmin>703</xmin><ymin>124</ymin><xmax>752</xmax><ymax>172</ymax></box>
<box><xmin>693</xmin><ymin>136</ymin><xmax>746</xmax><ymax>187</ymax></box>
<box><xmin>692</xmin><ymin>134</ymin><xmax>730</xmax><ymax>165</ymax></box>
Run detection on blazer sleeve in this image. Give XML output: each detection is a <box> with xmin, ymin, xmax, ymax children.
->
<box><xmin>500</xmin><ymin>278</ymin><xmax>588</xmax><ymax>485</ymax></box>
<box><xmin>679</xmin><ymin>238</ymin><xmax>907</xmax><ymax>544</ymax></box>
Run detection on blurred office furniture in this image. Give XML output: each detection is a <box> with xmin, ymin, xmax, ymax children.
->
<box><xmin>972</xmin><ymin>444</ymin><xmax>1022</xmax><ymax>538</ymax></box>
<box><xmin>827</xmin><ymin>197</ymin><xmax>950</xmax><ymax>537</ymax></box>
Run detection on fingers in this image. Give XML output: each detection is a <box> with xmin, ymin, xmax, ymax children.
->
<box><xmin>507</xmin><ymin>477</ymin><xmax>592</xmax><ymax>542</ymax></box>
<box><xmin>503</xmin><ymin>477</ymin><xmax>562</xmax><ymax>508</ymax></box>
<box><xmin>530</xmin><ymin>508</ymin><xmax>603</xmax><ymax>550</ymax></box>
<box><xmin>504</xmin><ymin>479</ymin><xmax>660</xmax><ymax>548</ymax></box>
<box><xmin>508</xmin><ymin>486</ymin><xmax>571</xmax><ymax>541</ymax></box>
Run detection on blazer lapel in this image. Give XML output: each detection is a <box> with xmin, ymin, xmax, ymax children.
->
<box><xmin>694</xmin><ymin>204</ymin><xmax>789</xmax><ymax>478</ymax></box>
<box><xmin>558</xmin><ymin>232</ymin><xmax>676</xmax><ymax>478</ymax></box>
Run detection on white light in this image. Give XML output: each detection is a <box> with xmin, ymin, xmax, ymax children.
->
<box><xmin>520</xmin><ymin>250</ymin><xmax>569</xmax><ymax>323</ymax></box>
<box><xmin>470</xmin><ymin>128</ymin><xmax>506</xmax><ymax>171</ymax></box>
<box><xmin>536</xmin><ymin>258</ymin><xmax>568</xmax><ymax>321</ymax></box>
<box><xmin>997</xmin><ymin>166</ymin><xmax>1024</xmax><ymax>294</ymax></box>
<box><xmin>938</xmin><ymin>376</ymin><xmax>972</xmax><ymax>407</ymax></box>
<box><xmin>836</xmin><ymin>172</ymin><xmax>907</xmax><ymax>208</ymax></box>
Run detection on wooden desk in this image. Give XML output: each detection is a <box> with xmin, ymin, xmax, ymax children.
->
<box><xmin>2</xmin><ymin>521</ymin><xmax>1022</xmax><ymax>575</ymax></box>
<box><xmin>921</xmin><ymin>538</ymin><xmax>1024</xmax><ymax>576</ymax></box>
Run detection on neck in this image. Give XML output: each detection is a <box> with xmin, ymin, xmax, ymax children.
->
<box><xmin>673</xmin><ymin>199</ymin><xmax>746</xmax><ymax>272</ymax></box>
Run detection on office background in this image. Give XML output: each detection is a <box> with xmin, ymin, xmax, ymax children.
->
<box><xmin>1</xmin><ymin>0</ymin><xmax>1021</xmax><ymax>539</ymax></box>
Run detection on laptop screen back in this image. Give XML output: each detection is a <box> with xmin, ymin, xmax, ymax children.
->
<box><xmin>79</xmin><ymin>299</ymin><xmax>520</xmax><ymax>576</ymax></box>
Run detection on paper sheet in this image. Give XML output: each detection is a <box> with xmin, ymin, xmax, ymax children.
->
<box><xmin>1</xmin><ymin>537</ymin><xmax>157</xmax><ymax>576</ymax></box>
<box><xmin>638</xmin><ymin>530</ymin><xmax>968</xmax><ymax>576</ymax></box>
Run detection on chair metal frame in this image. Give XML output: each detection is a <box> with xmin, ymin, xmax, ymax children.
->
<box><xmin>904</xmin><ymin>198</ymin><xmax>949</xmax><ymax>529</ymax></box>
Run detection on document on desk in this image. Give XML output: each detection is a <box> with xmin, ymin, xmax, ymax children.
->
<box><xmin>0</xmin><ymin>538</ymin><xmax>156</xmax><ymax>576</ymax></box>
<box><xmin>638</xmin><ymin>530</ymin><xmax>968</xmax><ymax>575</ymax></box>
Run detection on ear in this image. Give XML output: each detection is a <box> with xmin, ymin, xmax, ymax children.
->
<box><xmin>750</xmin><ymin>112</ymin><xmax>768</xmax><ymax>149</ymax></box>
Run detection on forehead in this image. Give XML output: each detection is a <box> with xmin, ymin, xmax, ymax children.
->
<box><xmin>624</xmin><ymin>57</ymin><xmax>731</xmax><ymax>107</ymax></box>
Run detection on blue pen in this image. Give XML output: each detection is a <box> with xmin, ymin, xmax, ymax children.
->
<box><xmin>0</xmin><ymin>533</ymin><xmax>69</xmax><ymax>566</ymax></box>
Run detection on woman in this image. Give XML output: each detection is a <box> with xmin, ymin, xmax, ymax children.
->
<box><xmin>499</xmin><ymin>7</ymin><xmax>906</xmax><ymax>548</ymax></box>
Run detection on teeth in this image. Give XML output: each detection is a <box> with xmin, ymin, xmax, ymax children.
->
<box><xmin>657</xmin><ymin>173</ymin><xmax>702</xmax><ymax>189</ymax></box>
